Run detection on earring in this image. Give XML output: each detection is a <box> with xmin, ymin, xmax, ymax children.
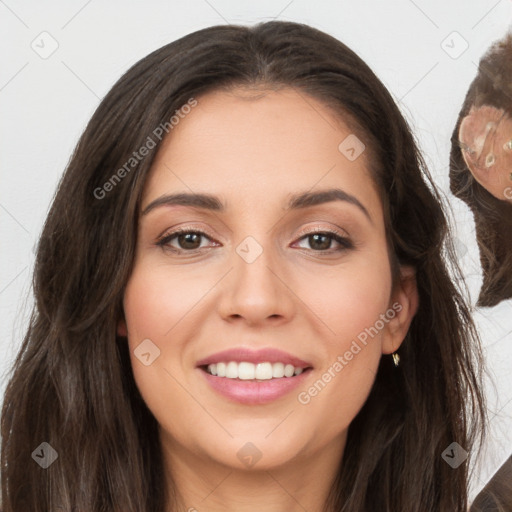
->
<box><xmin>392</xmin><ymin>352</ymin><xmax>400</xmax><ymax>367</ymax></box>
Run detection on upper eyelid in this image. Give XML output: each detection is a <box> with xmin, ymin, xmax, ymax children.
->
<box><xmin>295</xmin><ymin>225</ymin><xmax>349</xmax><ymax>237</ymax></box>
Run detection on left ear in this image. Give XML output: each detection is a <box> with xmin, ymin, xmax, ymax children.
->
<box><xmin>382</xmin><ymin>265</ymin><xmax>419</xmax><ymax>354</ymax></box>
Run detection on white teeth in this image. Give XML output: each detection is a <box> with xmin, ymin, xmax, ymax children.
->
<box><xmin>255</xmin><ymin>362</ymin><xmax>273</xmax><ymax>380</ymax></box>
<box><xmin>226</xmin><ymin>361</ymin><xmax>238</xmax><ymax>378</ymax></box>
<box><xmin>205</xmin><ymin>361</ymin><xmax>307</xmax><ymax>380</ymax></box>
<box><xmin>272</xmin><ymin>362</ymin><xmax>284</xmax><ymax>378</ymax></box>
<box><xmin>239</xmin><ymin>362</ymin><xmax>256</xmax><ymax>380</ymax></box>
<box><xmin>284</xmin><ymin>364</ymin><xmax>295</xmax><ymax>377</ymax></box>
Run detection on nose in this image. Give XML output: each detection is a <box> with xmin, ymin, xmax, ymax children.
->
<box><xmin>216</xmin><ymin>236</ymin><xmax>296</xmax><ymax>327</ymax></box>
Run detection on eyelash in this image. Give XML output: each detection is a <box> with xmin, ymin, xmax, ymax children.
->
<box><xmin>155</xmin><ymin>226</ymin><xmax>354</xmax><ymax>255</ymax></box>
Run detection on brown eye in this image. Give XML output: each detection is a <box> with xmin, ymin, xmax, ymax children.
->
<box><xmin>156</xmin><ymin>229</ymin><xmax>216</xmax><ymax>252</ymax></box>
<box><xmin>294</xmin><ymin>230</ymin><xmax>354</xmax><ymax>252</ymax></box>
<box><xmin>308</xmin><ymin>233</ymin><xmax>332</xmax><ymax>251</ymax></box>
<box><xmin>175</xmin><ymin>232</ymin><xmax>203</xmax><ymax>250</ymax></box>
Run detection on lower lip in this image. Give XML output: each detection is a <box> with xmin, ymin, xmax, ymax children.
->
<box><xmin>198</xmin><ymin>367</ymin><xmax>312</xmax><ymax>405</ymax></box>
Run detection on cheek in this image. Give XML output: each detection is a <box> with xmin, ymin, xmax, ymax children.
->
<box><xmin>123</xmin><ymin>260</ymin><xmax>219</xmax><ymax>343</ymax></box>
<box><xmin>300</xmin><ymin>248</ymin><xmax>392</xmax><ymax>346</ymax></box>
<box><xmin>295</xmin><ymin>266</ymin><xmax>391</xmax><ymax>439</ymax></box>
<box><xmin>291</xmin><ymin>248</ymin><xmax>392</xmax><ymax>410</ymax></box>
<box><xmin>122</xmin><ymin>265</ymin><xmax>217</xmax><ymax>402</ymax></box>
<box><xmin>121</xmin><ymin>264</ymin><xmax>210</xmax><ymax>438</ymax></box>
<box><xmin>121</xmin><ymin>265</ymin><xmax>195</xmax><ymax>384</ymax></box>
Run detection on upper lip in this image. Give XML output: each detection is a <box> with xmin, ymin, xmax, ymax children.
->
<box><xmin>196</xmin><ymin>347</ymin><xmax>313</xmax><ymax>369</ymax></box>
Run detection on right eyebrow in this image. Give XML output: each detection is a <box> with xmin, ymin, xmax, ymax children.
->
<box><xmin>141</xmin><ymin>192</ymin><xmax>224</xmax><ymax>216</ymax></box>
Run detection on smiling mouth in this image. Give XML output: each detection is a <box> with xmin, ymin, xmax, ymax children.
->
<box><xmin>199</xmin><ymin>361</ymin><xmax>313</xmax><ymax>381</ymax></box>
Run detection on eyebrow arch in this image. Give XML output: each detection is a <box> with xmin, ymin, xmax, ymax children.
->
<box><xmin>287</xmin><ymin>188</ymin><xmax>372</xmax><ymax>223</ymax></box>
<box><xmin>141</xmin><ymin>187</ymin><xmax>372</xmax><ymax>223</ymax></box>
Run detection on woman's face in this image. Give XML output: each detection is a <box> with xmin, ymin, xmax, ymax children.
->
<box><xmin>119</xmin><ymin>87</ymin><xmax>416</xmax><ymax>473</ymax></box>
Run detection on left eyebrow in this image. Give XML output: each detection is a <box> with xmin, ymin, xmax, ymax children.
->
<box><xmin>141</xmin><ymin>187</ymin><xmax>372</xmax><ymax>224</ymax></box>
<box><xmin>285</xmin><ymin>188</ymin><xmax>372</xmax><ymax>224</ymax></box>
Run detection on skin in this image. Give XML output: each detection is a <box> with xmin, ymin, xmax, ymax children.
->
<box><xmin>458</xmin><ymin>104</ymin><xmax>512</xmax><ymax>202</ymax></box>
<box><xmin>118</xmin><ymin>87</ymin><xmax>419</xmax><ymax>512</ymax></box>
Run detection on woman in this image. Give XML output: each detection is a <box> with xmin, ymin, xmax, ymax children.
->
<box><xmin>0</xmin><ymin>21</ymin><xmax>487</xmax><ymax>512</ymax></box>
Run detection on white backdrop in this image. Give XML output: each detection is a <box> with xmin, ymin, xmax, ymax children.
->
<box><xmin>1</xmin><ymin>0</ymin><xmax>511</xmax><ymax>501</ymax></box>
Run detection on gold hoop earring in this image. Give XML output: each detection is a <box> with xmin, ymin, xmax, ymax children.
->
<box><xmin>392</xmin><ymin>352</ymin><xmax>400</xmax><ymax>367</ymax></box>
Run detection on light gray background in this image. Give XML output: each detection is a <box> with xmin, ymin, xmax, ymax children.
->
<box><xmin>1</xmin><ymin>0</ymin><xmax>511</xmax><ymax>501</ymax></box>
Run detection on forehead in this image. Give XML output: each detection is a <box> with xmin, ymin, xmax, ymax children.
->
<box><xmin>143</xmin><ymin>87</ymin><xmax>383</xmax><ymax>223</ymax></box>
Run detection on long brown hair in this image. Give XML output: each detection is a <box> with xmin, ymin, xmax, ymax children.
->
<box><xmin>1</xmin><ymin>21</ymin><xmax>487</xmax><ymax>511</ymax></box>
